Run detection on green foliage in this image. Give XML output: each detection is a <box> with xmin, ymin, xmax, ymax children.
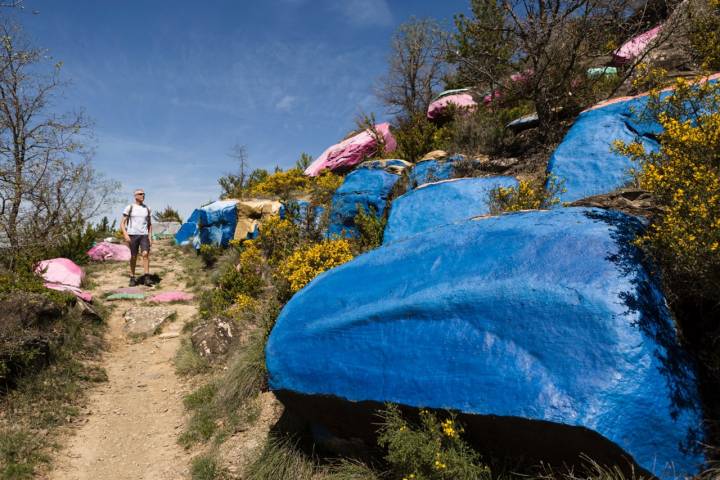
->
<box><xmin>175</xmin><ymin>339</ymin><xmax>210</xmax><ymax>376</ymax></box>
<box><xmin>191</xmin><ymin>454</ymin><xmax>227</xmax><ymax>480</ymax></box>
<box><xmin>447</xmin><ymin>103</ymin><xmax>533</xmax><ymax>156</ymax></box>
<box><xmin>394</xmin><ymin>113</ymin><xmax>442</xmax><ymax>163</ymax></box>
<box><xmin>152</xmin><ymin>205</ymin><xmax>183</xmax><ymax>223</ymax></box>
<box><xmin>354</xmin><ymin>206</ymin><xmax>387</xmax><ymax>252</ymax></box>
<box><xmin>198</xmin><ymin>244</ymin><xmax>223</xmax><ymax>268</ymax></box>
<box><xmin>255</xmin><ymin>216</ymin><xmax>301</xmax><ymax>266</ymax></box>
<box><xmin>378</xmin><ymin>404</ymin><xmax>491</xmax><ymax>480</ymax></box>
<box><xmin>244</xmin><ymin>435</ymin><xmax>316</xmax><ymax>480</ymax></box>
<box><xmin>688</xmin><ymin>0</ymin><xmax>720</xmax><ymax>70</ymax></box>
<box><xmin>296</xmin><ymin>152</ymin><xmax>313</xmax><ymax>171</ymax></box>
<box><xmin>0</xmin><ymin>429</ymin><xmax>48</xmax><ymax>480</ymax></box>
<box><xmin>356</xmin><ymin>112</ymin><xmax>388</xmax><ymax>159</ymax></box>
<box><xmin>488</xmin><ymin>176</ymin><xmax>564</xmax><ymax>214</ymax></box>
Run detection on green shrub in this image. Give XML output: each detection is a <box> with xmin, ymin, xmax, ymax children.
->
<box><xmin>244</xmin><ymin>435</ymin><xmax>315</xmax><ymax>480</ymax></box>
<box><xmin>447</xmin><ymin>104</ymin><xmax>533</xmax><ymax>156</ymax></box>
<box><xmin>190</xmin><ymin>454</ymin><xmax>226</xmax><ymax>480</ymax></box>
<box><xmin>378</xmin><ymin>404</ymin><xmax>491</xmax><ymax>480</ymax></box>
<box><xmin>174</xmin><ymin>339</ymin><xmax>210</xmax><ymax>376</ymax></box>
<box><xmin>280</xmin><ymin>239</ymin><xmax>355</xmax><ymax>293</ymax></box>
<box><xmin>198</xmin><ymin>244</ymin><xmax>223</xmax><ymax>268</ymax></box>
<box><xmin>354</xmin><ymin>206</ymin><xmax>387</xmax><ymax>252</ymax></box>
<box><xmin>395</xmin><ymin>113</ymin><xmax>442</xmax><ymax>163</ymax></box>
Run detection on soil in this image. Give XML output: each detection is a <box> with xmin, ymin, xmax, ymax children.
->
<box><xmin>48</xmin><ymin>240</ymin><xmax>197</xmax><ymax>480</ymax></box>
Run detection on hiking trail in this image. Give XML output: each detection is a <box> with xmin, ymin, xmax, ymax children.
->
<box><xmin>50</xmin><ymin>240</ymin><xmax>197</xmax><ymax>480</ymax></box>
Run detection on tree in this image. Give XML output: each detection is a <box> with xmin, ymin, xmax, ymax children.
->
<box><xmin>152</xmin><ymin>205</ymin><xmax>182</xmax><ymax>223</ymax></box>
<box><xmin>450</xmin><ymin>0</ymin><xmax>671</xmax><ymax>138</ymax></box>
<box><xmin>0</xmin><ymin>22</ymin><xmax>118</xmax><ymax>252</ymax></box>
<box><xmin>376</xmin><ymin>18</ymin><xmax>447</xmax><ymax>119</ymax></box>
<box><xmin>295</xmin><ymin>152</ymin><xmax>313</xmax><ymax>171</ymax></box>
<box><xmin>218</xmin><ymin>143</ymin><xmax>249</xmax><ymax>199</ymax></box>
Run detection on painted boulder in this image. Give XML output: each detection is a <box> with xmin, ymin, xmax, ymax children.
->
<box><xmin>87</xmin><ymin>241</ymin><xmax>131</xmax><ymax>262</ymax></box>
<box><xmin>547</xmin><ymin>95</ymin><xmax>661</xmax><ymax>203</ymax></box>
<box><xmin>35</xmin><ymin>258</ymin><xmax>85</xmax><ymax>288</ymax></box>
<box><xmin>267</xmin><ymin>208</ymin><xmax>704</xmax><ymax>479</ymax></box>
<box><xmin>304</xmin><ymin>123</ymin><xmax>398</xmax><ymax>176</ymax></box>
<box><xmin>613</xmin><ymin>25</ymin><xmax>663</xmax><ymax>65</ymax></box>
<box><xmin>383</xmin><ymin>176</ymin><xmax>518</xmax><ymax>244</ymax></box>
<box><xmin>548</xmin><ymin>74</ymin><xmax>720</xmax><ymax>203</ymax></box>
<box><xmin>408</xmin><ymin>154</ymin><xmax>466</xmax><ymax>188</ymax></box>
<box><xmin>427</xmin><ymin>88</ymin><xmax>477</xmax><ymax>120</ymax></box>
<box><xmin>175</xmin><ymin>200</ymin><xmax>239</xmax><ymax>248</ymax></box>
<box><xmin>326</xmin><ymin>161</ymin><xmax>403</xmax><ymax>237</ymax></box>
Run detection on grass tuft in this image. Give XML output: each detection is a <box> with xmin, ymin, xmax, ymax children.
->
<box><xmin>175</xmin><ymin>339</ymin><xmax>210</xmax><ymax>376</ymax></box>
<box><xmin>244</xmin><ymin>435</ymin><xmax>315</xmax><ymax>480</ymax></box>
<box><xmin>190</xmin><ymin>453</ymin><xmax>227</xmax><ymax>480</ymax></box>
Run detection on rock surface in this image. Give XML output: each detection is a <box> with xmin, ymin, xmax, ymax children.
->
<box><xmin>327</xmin><ymin>161</ymin><xmax>403</xmax><ymax>237</ymax></box>
<box><xmin>267</xmin><ymin>207</ymin><xmax>704</xmax><ymax>479</ymax></box>
<box><xmin>191</xmin><ymin>317</ymin><xmax>239</xmax><ymax>360</ymax></box>
<box><xmin>383</xmin><ymin>176</ymin><xmax>518</xmax><ymax>244</ymax></box>
<box><xmin>408</xmin><ymin>154</ymin><xmax>464</xmax><ymax>188</ymax></box>
<box><xmin>123</xmin><ymin>306</ymin><xmax>175</xmax><ymax>337</ymax></box>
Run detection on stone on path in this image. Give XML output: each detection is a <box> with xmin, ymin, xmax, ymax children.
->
<box><xmin>123</xmin><ymin>306</ymin><xmax>175</xmax><ymax>337</ymax></box>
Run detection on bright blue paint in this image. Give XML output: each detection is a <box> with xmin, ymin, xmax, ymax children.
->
<box><xmin>327</xmin><ymin>165</ymin><xmax>401</xmax><ymax>237</ymax></box>
<box><xmin>267</xmin><ymin>207</ymin><xmax>704</xmax><ymax>478</ymax></box>
<box><xmin>383</xmin><ymin>176</ymin><xmax>518</xmax><ymax>244</ymax></box>
<box><xmin>409</xmin><ymin>154</ymin><xmax>463</xmax><ymax>187</ymax></box>
<box><xmin>174</xmin><ymin>200</ymin><xmax>238</xmax><ymax>247</ymax></box>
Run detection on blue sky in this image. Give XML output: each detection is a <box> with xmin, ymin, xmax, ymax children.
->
<box><xmin>12</xmin><ymin>0</ymin><xmax>469</xmax><ymax>219</ymax></box>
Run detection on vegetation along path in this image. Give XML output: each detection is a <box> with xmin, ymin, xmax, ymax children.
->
<box><xmin>51</xmin><ymin>241</ymin><xmax>197</xmax><ymax>480</ymax></box>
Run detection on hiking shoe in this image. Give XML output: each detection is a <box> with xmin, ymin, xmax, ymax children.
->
<box><xmin>129</xmin><ymin>276</ymin><xmax>137</xmax><ymax>287</ymax></box>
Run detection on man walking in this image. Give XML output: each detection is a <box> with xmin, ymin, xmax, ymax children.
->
<box><xmin>121</xmin><ymin>189</ymin><xmax>153</xmax><ymax>286</ymax></box>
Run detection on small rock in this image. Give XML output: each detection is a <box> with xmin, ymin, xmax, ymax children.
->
<box><xmin>158</xmin><ymin>332</ymin><xmax>179</xmax><ymax>339</ymax></box>
<box><xmin>123</xmin><ymin>306</ymin><xmax>175</xmax><ymax>337</ymax></box>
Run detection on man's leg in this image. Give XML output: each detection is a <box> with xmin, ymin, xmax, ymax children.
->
<box><xmin>141</xmin><ymin>250</ymin><xmax>150</xmax><ymax>275</ymax></box>
<box><xmin>130</xmin><ymin>255</ymin><xmax>138</xmax><ymax>277</ymax></box>
<box><xmin>128</xmin><ymin>236</ymin><xmax>140</xmax><ymax>286</ymax></box>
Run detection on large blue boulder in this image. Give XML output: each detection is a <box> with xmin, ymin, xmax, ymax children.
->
<box><xmin>327</xmin><ymin>163</ymin><xmax>402</xmax><ymax>237</ymax></box>
<box><xmin>383</xmin><ymin>176</ymin><xmax>518</xmax><ymax>244</ymax></box>
<box><xmin>174</xmin><ymin>200</ymin><xmax>238</xmax><ymax>248</ymax></box>
<box><xmin>267</xmin><ymin>207</ymin><xmax>704</xmax><ymax>478</ymax></box>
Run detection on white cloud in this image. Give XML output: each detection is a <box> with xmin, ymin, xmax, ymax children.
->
<box><xmin>275</xmin><ymin>95</ymin><xmax>297</xmax><ymax>111</ymax></box>
<box><xmin>331</xmin><ymin>0</ymin><xmax>393</xmax><ymax>27</ymax></box>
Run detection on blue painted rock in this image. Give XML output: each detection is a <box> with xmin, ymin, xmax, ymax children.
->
<box><xmin>327</xmin><ymin>162</ymin><xmax>403</xmax><ymax>237</ymax></box>
<box><xmin>174</xmin><ymin>200</ymin><xmax>239</xmax><ymax>247</ymax></box>
<box><xmin>383</xmin><ymin>176</ymin><xmax>518</xmax><ymax>244</ymax></box>
<box><xmin>546</xmin><ymin>95</ymin><xmax>661</xmax><ymax>203</ymax></box>
<box><xmin>267</xmin><ymin>207</ymin><xmax>704</xmax><ymax>478</ymax></box>
<box><xmin>408</xmin><ymin>154</ymin><xmax>464</xmax><ymax>188</ymax></box>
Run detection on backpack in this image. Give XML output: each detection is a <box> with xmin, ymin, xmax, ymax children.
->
<box><xmin>126</xmin><ymin>204</ymin><xmax>152</xmax><ymax>231</ymax></box>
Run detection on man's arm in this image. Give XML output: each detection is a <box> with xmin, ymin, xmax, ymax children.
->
<box><xmin>120</xmin><ymin>215</ymin><xmax>130</xmax><ymax>242</ymax></box>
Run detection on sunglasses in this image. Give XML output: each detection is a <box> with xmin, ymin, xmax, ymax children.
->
<box><xmin>135</xmin><ymin>193</ymin><xmax>145</xmax><ymax>196</ymax></box>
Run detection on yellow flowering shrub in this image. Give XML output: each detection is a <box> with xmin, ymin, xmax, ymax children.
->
<box><xmin>378</xmin><ymin>405</ymin><xmax>491</xmax><ymax>480</ymax></box>
<box><xmin>488</xmin><ymin>176</ymin><xmax>564</xmax><ymax>214</ymax></box>
<box><xmin>279</xmin><ymin>238</ymin><xmax>355</xmax><ymax>293</ymax></box>
<box><xmin>688</xmin><ymin>0</ymin><xmax>720</xmax><ymax>70</ymax></box>
<box><xmin>246</xmin><ymin>168</ymin><xmax>310</xmax><ymax>199</ymax></box>
<box><xmin>311</xmin><ymin>169</ymin><xmax>344</xmax><ymax>206</ymax></box>
<box><xmin>256</xmin><ymin>215</ymin><xmax>301</xmax><ymax>265</ymax></box>
<box><xmin>614</xmin><ymin>77</ymin><xmax>720</xmax><ymax>298</ymax></box>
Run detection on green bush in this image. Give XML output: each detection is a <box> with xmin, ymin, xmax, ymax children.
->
<box><xmin>377</xmin><ymin>404</ymin><xmax>491</xmax><ymax>480</ymax></box>
<box><xmin>198</xmin><ymin>244</ymin><xmax>223</xmax><ymax>268</ymax></box>
<box><xmin>395</xmin><ymin>113</ymin><xmax>442</xmax><ymax>163</ymax></box>
<box><xmin>354</xmin><ymin>206</ymin><xmax>387</xmax><ymax>252</ymax></box>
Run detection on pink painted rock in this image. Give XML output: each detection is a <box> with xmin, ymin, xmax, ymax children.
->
<box><xmin>427</xmin><ymin>91</ymin><xmax>477</xmax><ymax>119</ymax></box>
<box><xmin>88</xmin><ymin>241</ymin><xmax>131</xmax><ymax>261</ymax></box>
<box><xmin>35</xmin><ymin>258</ymin><xmax>85</xmax><ymax>288</ymax></box>
<box><xmin>148</xmin><ymin>291</ymin><xmax>194</xmax><ymax>303</ymax></box>
<box><xmin>44</xmin><ymin>282</ymin><xmax>93</xmax><ymax>302</ymax></box>
<box><xmin>613</xmin><ymin>25</ymin><xmax>663</xmax><ymax>65</ymax></box>
<box><xmin>304</xmin><ymin>123</ymin><xmax>397</xmax><ymax>176</ymax></box>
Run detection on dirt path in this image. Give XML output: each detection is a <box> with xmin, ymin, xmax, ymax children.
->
<box><xmin>50</xmin><ymin>241</ymin><xmax>196</xmax><ymax>480</ymax></box>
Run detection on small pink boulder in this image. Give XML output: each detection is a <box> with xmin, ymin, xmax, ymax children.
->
<box><xmin>35</xmin><ymin>258</ymin><xmax>85</xmax><ymax>288</ymax></box>
<box><xmin>88</xmin><ymin>242</ymin><xmax>131</xmax><ymax>262</ymax></box>
<box><xmin>427</xmin><ymin>91</ymin><xmax>477</xmax><ymax>119</ymax></box>
<box><xmin>613</xmin><ymin>25</ymin><xmax>663</xmax><ymax>65</ymax></box>
<box><xmin>149</xmin><ymin>291</ymin><xmax>194</xmax><ymax>303</ymax></box>
<box><xmin>304</xmin><ymin>123</ymin><xmax>397</xmax><ymax>176</ymax></box>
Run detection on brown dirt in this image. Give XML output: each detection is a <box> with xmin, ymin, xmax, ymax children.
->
<box><xmin>48</xmin><ymin>240</ymin><xmax>197</xmax><ymax>480</ymax></box>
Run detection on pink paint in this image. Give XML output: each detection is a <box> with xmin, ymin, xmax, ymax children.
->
<box><xmin>149</xmin><ymin>291</ymin><xmax>194</xmax><ymax>303</ymax></box>
<box><xmin>427</xmin><ymin>93</ymin><xmax>477</xmax><ymax>119</ymax></box>
<box><xmin>35</xmin><ymin>258</ymin><xmax>85</xmax><ymax>288</ymax></box>
<box><xmin>88</xmin><ymin>242</ymin><xmax>131</xmax><ymax>261</ymax></box>
<box><xmin>44</xmin><ymin>282</ymin><xmax>93</xmax><ymax>302</ymax></box>
<box><xmin>613</xmin><ymin>25</ymin><xmax>663</xmax><ymax>65</ymax></box>
<box><xmin>304</xmin><ymin>123</ymin><xmax>397</xmax><ymax>176</ymax></box>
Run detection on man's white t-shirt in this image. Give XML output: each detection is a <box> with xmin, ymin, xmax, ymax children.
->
<box><xmin>123</xmin><ymin>204</ymin><xmax>151</xmax><ymax>235</ymax></box>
